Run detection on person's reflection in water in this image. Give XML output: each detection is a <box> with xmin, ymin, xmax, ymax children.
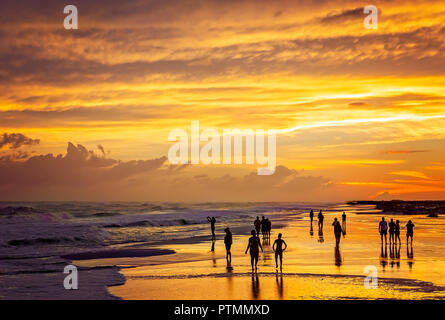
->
<box><xmin>318</xmin><ymin>229</ymin><xmax>324</xmax><ymax>243</ymax></box>
<box><xmin>310</xmin><ymin>223</ymin><xmax>314</xmax><ymax>237</ymax></box>
<box><xmin>251</xmin><ymin>273</ymin><xmax>260</xmax><ymax>299</ymax></box>
<box><xmin>380</xmin><ymin>243</ymin><xmax>388</xmax><ymax>270</ymax></box>
<box><xmin>389</xmin><ymin>243</ymin><xmax>395</xmax><ymax>268</ymax></box>
<box><xmin>275</xmin><ymin>271</ymin><xmax>284</xmax><ymax>299</ymax></box>
<box><xmin>407</xmin><ymin>244</ymin><xmax>414</xmax><ymax>270</ymax></box>
<box><xmin>211</xmin><ymin>238</ymin><xmax>216</xmax><ymax>267</ymax></box>
<box><xmin>334</xmin><ymin>245</ymin><xmax>342</xmax><ymax>267</ymax></box>
<box><xmin>396</xmin><ymin>243</ymin><xmax>401</xmax><ymax>268</ymax></box>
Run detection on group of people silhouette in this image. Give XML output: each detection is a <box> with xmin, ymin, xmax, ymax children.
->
<box><xmin>254</xmin><ymin>216</ymin><xmax>271</xmax><ymax>238</ymax></box>
<box><xmin>310</xmin><ymin>209</ymin><xmax>347</xmax><ymax>247</ymax></box>
<box><xmin>379</xmin><ymin>217</ymin><xmax>415</xmax><ymax>245</ymax></box>
<box><xmin>207</xmin><ymin>211</ymin><xmax>416</xmax><ymax>273</ymax></box>
<box><xmin>208</xmin><ymin>215</ymin><xmax>286</xmax><ymax>271</ymax></box>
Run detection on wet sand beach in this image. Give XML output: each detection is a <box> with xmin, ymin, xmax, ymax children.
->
<box><xmin>97</xmin><ymin>208</ymin><xmax>445</xmax><ymax>299</ymax></box>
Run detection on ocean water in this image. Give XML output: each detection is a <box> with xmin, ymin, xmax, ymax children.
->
<box><xmin>0</xmin><ymin>201</ymin><xmax>378</xmax><ymax>299</ymax></box>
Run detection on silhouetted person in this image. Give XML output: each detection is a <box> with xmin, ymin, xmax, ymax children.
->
<box><xmin>245</xmin><ymin>230</ymin><xmax>263</xmax><ymax>272</ymax></box>
<box><xmin>207</xmin><ymin>216</ymin><xmax>216</xmax><ymax>239</ymax></box>
<box><xmin>273</xmin><ymin>233</ymin><xmax>287</xmax><ymax>270</ymax></box>
<box><xmin>254</xmin><ymin>217</ymin><xmax>261</xmax><ymax>236</ymax></box>
<box><xmin>388</xmin><ymin>218</ymin><xmax>396</xmax><ymax>244</ymax></box>
<box><xmin>395</xmin><ymin>220</ymin><xmax>401</xmax><ymax>244</ymax></box>
<box><xmin>341</xmin><ymin>212</ymin><xmax>346</xmax><ymax>236</ymax></box>
<box><xmin>379</xmin><ymin>217</ymin><xmax>388</xmax><ymax>244</ymax></box>
<box><xmin>266</xmin><ymin>218</ymin><xmax>271</xmax><ymax>238</ymax></box>
<box><xmin>261</xmin><ymin>216</ymin><xmax>266</xmax><ymax>238</ymax></box>
<box><xmin>406</xmin><ymin>220</ymin><xmax>415</xmax><ymax>245</ymax></box>
<box><xmin>224</xmin><ymin>227</ymin><xmax>232</xmax><ymax>263</ymax></box>
<box><xmin>318</xmin><ymin>210</ymin><xmax>324</xmax><ymax>231</ymax></box>
<box><xmin>309</xmin><ymin>209</ymin><xmax>314</xmax><ymax>224</ymax></box>
<box><xmin>332</xmin><ymin>218</ymin><xmax>342</xmax><ymax>246</ymax></box>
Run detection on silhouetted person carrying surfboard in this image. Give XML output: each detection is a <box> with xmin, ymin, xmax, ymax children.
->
<box><xmin>273</xmin><ymin>233</ymin><xmax>287</xmax><ymax>270</ymax></box>
<box><xmin>245</xmin><ymin>230</ymin><xmax>263</xmax><ymax>272</ymax></box>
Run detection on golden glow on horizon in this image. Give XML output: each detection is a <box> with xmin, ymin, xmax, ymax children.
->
<box><xmin>1</xmin><ymin>0</ymin><xmax>445</xmax><ymax>200</ymax></box>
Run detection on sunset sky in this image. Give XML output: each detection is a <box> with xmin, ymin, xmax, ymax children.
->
<box><xmin>1</xmin><ymin>0</ymin><xmax>444</xmax><ymax>201</ymax></box>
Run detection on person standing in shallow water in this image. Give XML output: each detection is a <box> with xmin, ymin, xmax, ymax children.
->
<box><xmin>273</xmin><ymin>233</ymin><xmax>287</xmax><ymax>270</ymax></box>
<box><xmin>406</xmin><ymin>220</ymin><xmax>415</xmax><ymax>245</ymax></box>
<box><xmin>254</xmin><ymin>217</ymin><xmax>261</xmax><ymax>236</ymax></box>
<box><xmin>310</xmin><ymin>209</ymin><xmax>314</xmax><ymax>224</ymax></box>
<box><xmin>379</xmin><ymin>217</ymin><xmax>388</xmax><ymax>244</ymax></box>
<box><xmin>318</xmin><ymin>210</ymin><xmax>324</xmax><ymax>231</ymax></box>
<box><xmin>224</xmin><ymin>227</ymin><xmax>232</xmax><ymax>263</ymax></box>
<box><xmin>245</xmin><ymin>230</ymin><xmax>263</xmax><ymax>272</ymax></box>
<box><xmin>395</xmin><ymin>220</ymin><xmax>401</xmax><ymax>244</ymax></box>
<box><xmin>332</xmin><ymin>218</ymin><xmax>342</xmax><ymax>246</ymax></box>
<box><xmin>261</xmin><ymin>216</ymin><xmax>266</xmax><ymax>238</ymax></box>
<box><xmin>207</xmin><ymin>216</ymin><xmax>216</xmax><ymax>239</ymax></box>
<box><xmin>388</xmin><ymin>218</ymin><xmax>396</xmax><ymax>244</ymax></box>
<box><xmin>266</xmin><ymin>218</ymin><xmax>271</xmax><ymax>238</ymax></box>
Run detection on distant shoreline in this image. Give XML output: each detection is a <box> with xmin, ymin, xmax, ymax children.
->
<box><xmin>348</xmin><ymin>200</ymin><xmax>443</xmax><ymax>216</ymax></box>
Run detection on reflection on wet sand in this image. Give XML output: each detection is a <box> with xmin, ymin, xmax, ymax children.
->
<box><xmin>211</xmin><ymin>239</ymin><xmax>216</xmax><ymax>267</ymax></box>
<box><xmin>334</xmin><ymin>245</ymin><xmax>342</xmax><ymax>267</ymax></box>
<box><xmin>407</xmin><ymin>245</ymin><xmax>414</xmax><ymax>269</ymax></box>
<box><xmin>310</xmin><ymin>223</ymin><xmax>314</xmax><ymax>237</ymax></box>
<box><xmin>251</xmin><ymin>273</ymin><xmax>260</xmax><ymax>299</ymax></box>
<box><xmin>380</xmin><ymin>243</ymin><xmax>388</xmax><ymax>270</ymax></box>
<box><xmin>318</xmin><ymin>229</ymin><xmax>324</xmax><ymax>243</ymax></box>
<box><xmin>390</xmin><ymin>243</ymin><xmax>401</xmax><ymax>269</ymax></box>
<box><xmin>275</xmin><ymin>271</ymin><xmax>284</xmax><ymax>299</ymax></box>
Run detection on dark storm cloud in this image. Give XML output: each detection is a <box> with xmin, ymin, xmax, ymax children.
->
<box><xmin>0</xmin><ymin>133</ymin><xmax>40</xmax><ymax>149</ymax></box>
<box><xmin>320</xmin><ymin>7</ymin><xmax>364</xmax><ymax>24</ymax></box>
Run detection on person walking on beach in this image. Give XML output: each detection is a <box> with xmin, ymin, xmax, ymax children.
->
<box><xmin>254</xmin><ymin>216</ymin><xmax>261</xmax><ymax>236</ymax></box>
<box><xmin>318</xmin><ymin>210</ymin><xmax>324</xmax><ymax>232</ymax></box>
<box><xmin>395</xmin><ymin>220</ymin><xmax>401</xmax><ymax>244</ymax></box>
<box><xmin>310</xmin><ymin>209</ymin><xmax>314</xmax><ymax>224</ymax></box>
<box><xmin>224</xmin><ymin>227</ymin><xmax>232</xmax><ymax>263</ymax></box>
<box><xmin>245</xmin><ymin>230</ymin><xmax>263</xmax><ymax>272</ymax></box>
<box><xmin>207</xmin><ymin>216</ymin><xmax>216</xmax><ymax>239</ymax></box>
<box><xmin>261</xmin><ymin>216</ymin><xmax>266</xmax><ymax>238</ymax></box>
<box><xmin>379</xmin><ymin>217</ymin><xmax>388</xmax><ymax>244</ymax></box>
<box><xmin>273</xmin><ymin>233</ymin><xmax>287</xmax><ymax>270</ymax></box>
<box><xmin>388</xmin><ymin>218</ymin><xmax>396</xmax><ymax>244</ymax></box>
<box><xmin>332</xmin><ymin>218</ymin><xmax>342</xmax><ymax>246</ymax></box>
<box><xmin>266</xmin><ymin>218</ymin><xmax>271</xmax><ymax>238</ymax></box>
<box><xmin>406</xmin><ymin>220</ymin><xmax>415</xmax><ymax>245</ymax></box>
